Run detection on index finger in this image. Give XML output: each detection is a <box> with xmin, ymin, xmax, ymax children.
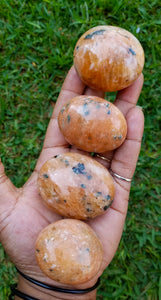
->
<box><xmin>114</xmin><ymin>73</ymin><xmax>144</xmax><ymax>116</ymax></box>
<box><xmin>53</xmin><ymin>66</ymin><xmax>85</xmax><ymax>119</ymax></box>
<box><xmin>43</xmin><ymin>65</ymin><xmax>105</xmax><ymax>149</ymax></box>
<box><xmin>42</xmin><ymin>66</ymin><xmax>85</xmax><ymax>151</ymax></box>
<box><xmin>110</xmin><ymin>73</ymin><xmax>144</xmax><ymax>183</ymax></box>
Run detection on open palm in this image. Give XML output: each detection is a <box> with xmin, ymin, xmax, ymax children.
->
<box><xmin>0</xmin><ymin>66</ymin><xmax>144</xmax><ymax>289</ymax></box>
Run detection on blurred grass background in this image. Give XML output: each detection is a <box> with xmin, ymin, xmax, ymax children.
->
<box><xmin>0</xmin><ymin>0</ymin><xmax>161</xmax><ymax>299</ymax></box>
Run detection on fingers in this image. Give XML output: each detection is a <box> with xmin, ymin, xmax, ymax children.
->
<box><xmin>114</xmin><ymin>73</ymin><xmax>144</xmax><ymax>116</ymax></box>
<box><xmin>0</xmin><ymin>158</ymin><xmax>18</xmax><ymax>232</ymax></box>
<box><xmin>110</xmin><ymin>73</ymin><xmax>144</xmax><ymax>183</ymax></box>
<box><xmin>34</xmin><ymin>66</ymin><xmax>85</xmax><ymax>172</ymax></box>
<box><xmin>86</xmin><ymin>75</ymin><xmax>144</xmax><ymax>167</ymax></box>
<box><xmin>36</xmin><ymin>66</ymin><xmax>106</xmax><ymax>171</ymax></box>
<box><xmin>53</xmin><ymin>66</ymin><xmax>85</xmax><ymax>119</ymax></box>
<box><xmin>53</xmin><ymin>66</ymin><xmax>105</xmax><ymax>118</ymax></box>
<box><xmin>90</xmin><ymin>76</ymin><xmax>144</xmax><ymax>266</ymax></box>
<box><xmin>98</xmin><ymin>107</ymin><xmax>144</xmax><ymax>262</ymax></box>
<box><xmin>84</xmin><ymin>86</ymin><xmax>105</xmax><ymax>98</ymax></box>
<box><xmin>111</xmin><ymin>106</ymin><xmax>144</xmax><ymax>184</ymax></box>
<box><xmin>43</xmin><ymin>66</ymin><xmax>106</xmax><ymax>149</ymax></box>
<box><xmin>89</xmin><ymin>106</ymin><xmax>144</xmax><ymax>268</ymax></box>
<box><xmin>36</xmin><ymin>69</ymin><xmax>144</xmax><ymax>175</ymax></box>
<box><xmin>42</xmin><ymin>66</ymin><xmax>85</xmax><ymax>150</ymax></box>
<box><xmin>88</xmin><ymin>204</ymin><xmax>128</xmax><ymax>268</ymax></box>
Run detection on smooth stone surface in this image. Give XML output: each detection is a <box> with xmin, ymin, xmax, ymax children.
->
<box><xmin>35</xmin><ymin>219</ymin><xmax>103</xmax><ymax>284</ymax></box>
<box><xmin>74</xmin><ymin>25</ymin><xmax>144</xmax><ymax>91</ymax></box>
<box><xmin>38</xmin><ymin>152</ymin><xmax>115</xmax><ymax>220</ymax></box>
<box><xmin>58</xmin><ymin>96</ymin><xmax>127</xmax><ymax>153</ymax></box>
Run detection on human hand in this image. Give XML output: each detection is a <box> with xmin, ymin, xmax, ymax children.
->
<box><xmin>0</xmin><ymin>66</ymin><xmax>144</xmax><ymax>299</ymax></box>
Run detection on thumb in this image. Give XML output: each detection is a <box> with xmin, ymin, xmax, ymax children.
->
<box><xmin>0</xmin><ymin>158</ymin><xmax>19</xmax><ymax>233</ymax></box>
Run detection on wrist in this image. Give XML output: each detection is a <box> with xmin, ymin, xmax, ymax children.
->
<box><xmin>15</xmin><ymin>274</ymin><xmax>97</xmax><ymax>300</ymax></box>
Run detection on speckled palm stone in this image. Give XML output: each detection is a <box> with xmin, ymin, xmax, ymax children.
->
<box><xmin>38</xmin><ymin>152</ymin><xmax>115</xmax><ymax>220</ymax></box>
<box><xmin>35</xmin><ymin>219</ymin><xmax>103</xmax><ymax>285</ymax></box>
<box><xmin>74</xmin><ymin>25</ymin><xmax>144</xmax><ymax>91</ymax></box>
<box><xmin>58</xmin><ymin>96</ymin><xmax>127</xmax><ymax>153</ymax></box>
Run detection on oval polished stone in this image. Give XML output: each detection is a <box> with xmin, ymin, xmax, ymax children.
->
<box><xmin>58</xmin><ymin>96</ymin><xmax>127</xmax><ymax>153</ymax></box>
<box><xmin>74</xmin><ymin>25</ymin><xmax>144</xmax><ymax>91</ymax></box>
<box><xmin>35</xmin><ymin>219</ymin><xmax>103</xmax><ymax>285</ymax></box>
<box><xmin>38</xmin><ymin>152</ymin><xmax>115</xmax><ymax>220</ymax></box>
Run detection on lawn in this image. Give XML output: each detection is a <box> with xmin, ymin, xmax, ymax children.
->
<box><xmin>0</xmin><ymin>0</ymin><xmax>161</xmax><ymax>299</ymax></box>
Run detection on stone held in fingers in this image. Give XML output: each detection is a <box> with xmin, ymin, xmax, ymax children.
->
<box><xmin>74</xmin><ymin>25</ymin><xmax>144</xmax><ymax>91</ymax></box>
<box><xmin>38</xmin><ymin>152</ymin><xmax>115</xmax><ymax>220</ymax></box>
<box><xmin>35</xmin><ymin>219</ymin><xmax>103</xmax><ymax>285</ymax></box>
<box><xmin>58</xmin><ymin>95</ymin><xmax>127</xmax><ymax>153</ymax></box>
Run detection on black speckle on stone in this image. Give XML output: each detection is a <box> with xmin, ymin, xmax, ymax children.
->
<box><xmin>95</xmin><ymin>191</ymin><xmax>102</xmax><ymax>197</ymax></box>
<box><xmin>84</xmin><ymin>29</ymin><xmax>106</xmax><ymax>39</ymax></box>
<box><xmin>83</xmin><ymin>102</ymin><xmax>90</xmax><ymax>116</ymax></box>
<box><xmin>72</xmin><ymin>163</ymin><xmax>86</xmax><ymax>175</ymax></box>
<box><xmin>105</xmin><ymin>195</ymin><xmax>111</xmax><ymax>200</ymax></box>
<box><xmin>83</xmin><ymin>102</ymin><xmax>88</xmax><ymax>107</ymax></box>
<box><xmin>43</xmin><ymin>174</ymin><xmax>49</xmax><ymax>178</ymax></box>
<box><xmin>67</xmin><ymin>115</ymin><xmax>70</xmax><ymax>122</ymax></box>
<box><xmin>64</xmin><ymin>159</ymin><xmax>70</xmax><ymax>166</ymax></box>
<box><xmin>107</xmin><ymin>110</ymin><xmax>111</xmax><ymax>115</ymax></box>
<box><xmin>84</xmin><ymin>110</ymin><xmax>90</xmax><ymax>116</ymax></box>
<box><xmin>76</xmin><ymin>45</ymin><xmax>79</xmax><ymax>51</ymax></box>
<box><xmin>49</xmin><ymin>269</ymin><xmax>53</xmax><ymax>272</ymax></box>
<box><xmin>87</xmin><ymin>208</ymin><xmax>92</xmax><ymax>212</ymax></box>
<box><xmin>64</xmin><ymin>199</ymin><xmax>67</xmax><ymax>203</ymax></box>
<box><xmin>103</xmin><ymin>205</ymin><xmax>108</xmax><ymax>211</ymax></box>
<box><xmin>60</xmin><ymin>107</ymin><xmax>65</xmax><ymax>113</ymax></box>
<box><xmin>80</xmin><ymin>184</ymin><xmax>86</xmax><ymax>188</ymax></box>
<box><xmin>86</xmin><ymin>248</ymin><xmax>90</xmax><ymax>252</ymax></box>
<box><xmin>87</xmin><ymin>174</ymin><xmax>92</xmax><ymax>180</ymax></box>
<box><xmin>36</xmin><ymin>249</ymin><xmax>40</xmax><ymax>253</ymax></box>
<box><xmin>128</xmin><ymin>48</ymin><xmax>136</xmax><ymax>55</ymax></box>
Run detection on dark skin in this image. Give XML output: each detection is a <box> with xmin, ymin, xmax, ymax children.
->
<box><xmin>0</xmin><ymin>66</ymin><xmax>144</xmax><ymax>299</ymax></box>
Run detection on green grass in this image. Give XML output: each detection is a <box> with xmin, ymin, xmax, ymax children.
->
<box><xmin>0</xmin><ymin>0</ymin><xmax>161</xmax><ymax>299</ymax></box>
